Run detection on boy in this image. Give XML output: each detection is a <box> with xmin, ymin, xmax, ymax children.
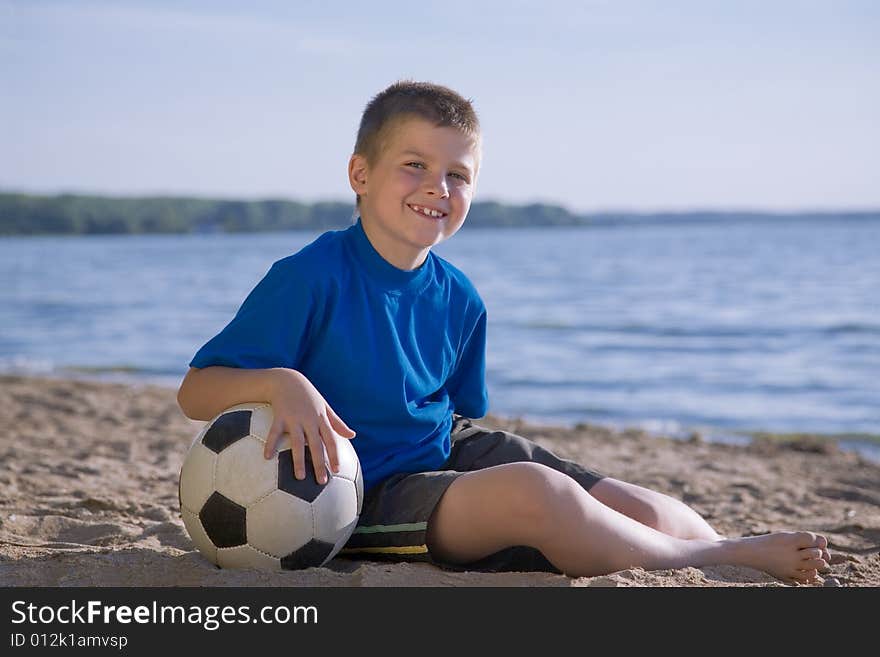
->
<box><xmin>177</xmin><ymin>80</ymin><xmax>829</xmax><ymax>583</ymax></box>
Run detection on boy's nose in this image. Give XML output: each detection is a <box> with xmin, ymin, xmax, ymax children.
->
<box><xmin>424</xmin><ymin>175</ymin><xmax>449</xmax><ymax>197</ymax></box>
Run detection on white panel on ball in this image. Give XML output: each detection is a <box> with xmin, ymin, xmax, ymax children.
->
<box><xmin>179</xmin><ymin>442</ymin><xmax>217</xmax><ymax>513</ymax></box>
<box><xmin>334</xmin><ymin>437</ymin><xmax>361</xmax><ymax>484</ymax></box>
<box><xmin>217</xmin><ymin>545</ymin><xmax>281</xmax><ymax>570</ymax></box>
<box><xmin>247</xmin><ymin>489</ymin><xmax>314</xmax><ymax>557</ymax></box>
<box><xmin>313</xmin><ymin>477</ymin><xmax>359</xmax><ymax>544</ymax></box>
<box><xmin>248</xmin><ymin>403</ymin><xmax>274</xmax><ymax>444</ymax></box>
<box><xmin>214</xmin><ymin>435</ymin><xmax>277</xmax><ymax>506</ymax></box>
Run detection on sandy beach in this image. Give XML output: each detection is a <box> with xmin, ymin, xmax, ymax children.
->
<box><xmin>1</xmin><ymin>374</ymin><xmax>878</xmax><ymax>587</ymax></box>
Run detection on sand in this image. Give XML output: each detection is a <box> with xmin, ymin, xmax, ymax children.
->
<box><xmin>1</xmin><ymin>374</ymin><xmax>878</xmax><ymax>587</ymax></box>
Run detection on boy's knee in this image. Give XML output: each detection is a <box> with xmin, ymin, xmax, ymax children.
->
<box><xmin>501</xmin><ymin>462</ymin><xmax>575</xmax><ymax>526</ymax></box>
<box><xmin>426</xmin><ymin>462</ymin><xmax>578</xmax><ymax>559</ymax></box>
<box><xmin>590</xmin><ymin>479</ymin><xmax>684</xmax><ymax>534</ymax></box>
<box><xmin>631</xmin><ymin>498</ymin><xmax>663</xmax><ymax>531</ymax></box>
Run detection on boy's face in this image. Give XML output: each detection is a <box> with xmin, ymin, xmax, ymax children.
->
<box><xmin>349</xmin><ymin>116</ymin><xmax>479</xmax><ymax>270</ymax></box>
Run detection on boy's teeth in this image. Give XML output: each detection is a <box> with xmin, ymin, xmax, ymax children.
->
<box><xmin>411</xmin><ymin>204</ymin><xmax>444</xmax><ymax>218</ymax></box>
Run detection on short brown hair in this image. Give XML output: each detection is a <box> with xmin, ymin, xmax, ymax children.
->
<box><xmin>353</xmin><ymin>80</ymin><xmax>481</xmax><ymax>205</ymax></box>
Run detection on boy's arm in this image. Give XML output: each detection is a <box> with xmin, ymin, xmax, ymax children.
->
<box><xmin>446</xmin><ymin>307</ymin><xmax>489</xmax><ymax>419</ymax></box>
<box><xmin>177</xmin><ymin>366</ymin><xmax>283</xmax><ymax>421</ymax></box>
<box><xmin>177</xmin><ymin>366</ymin><xmax>356</xmax><ymax>485</ymax></box>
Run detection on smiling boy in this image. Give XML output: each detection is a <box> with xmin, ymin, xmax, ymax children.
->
<box><xmin>177</xmin><ymin>80</ymin><xmax>829</xmax><ymax>582</ymax></box>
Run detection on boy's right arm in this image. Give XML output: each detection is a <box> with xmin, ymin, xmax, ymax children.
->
<box><xmin>177</xmin><ymin>366</ymin><xmax>281</xmax><ymax>422</ymax></box>
<box><xmin>177</xmin><ymin>366</ymin><xmax>355</xmax><ymax>484</ymax></box>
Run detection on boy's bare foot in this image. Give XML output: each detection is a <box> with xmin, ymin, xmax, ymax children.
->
<box><xmin>730</xmin><ymin>531</ymin><xmax>829</xmax><ymax>585</ymax></box>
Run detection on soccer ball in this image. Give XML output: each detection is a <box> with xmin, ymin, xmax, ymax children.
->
<box><xmin>178</xmin><ymin>402</ymin><xmax>363</xmax><ymax>570</ymax></box>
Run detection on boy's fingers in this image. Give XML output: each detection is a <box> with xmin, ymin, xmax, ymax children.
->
<box><xmin>288</xmin><ymin>425</ymin><xmax>306</xmax><ymax>480</ymax></box>
<box><xmin>319</xmin><ymin>419</ymin><xmax>340</xmax><ymax>474</ymax></box>
<box><xmin>304</xmin><ymin>425</ymin><xmax>328</xmax><ymax>485</ymax></box>
<box><xmin>327</xmin><ymin>406</ymin><xmax>356</xmax><ymax>438</ymax></box>
<box><xmin>264</xmin><ymin>420</ymin><xmax>283</xmax><ymax>458</ymax></box>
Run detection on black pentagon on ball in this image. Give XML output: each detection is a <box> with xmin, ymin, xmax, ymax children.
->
<box><xmin>202</xmin><ymin>410</ymin><xmax>252</xmax><ymax>453</ymax></box>
<box><xmin>277</xmin><ymin>447</ymin><xmax>327</xmax><ymax>503</ymax></box>
<box><xmin>199</xmin><ymin>492</ymin><xmax>247</xmax><ymax>548</ymax></box>
<box><xmin>280</xmin><ymin>539</ymin><xmax>336</xmax><ymax>570</ymax></box>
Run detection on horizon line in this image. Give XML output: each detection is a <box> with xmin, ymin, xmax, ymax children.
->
<box><xmin>1</xmin><ymin>187</ymin><xmax>879</xmax><ymax>216</ymax></box>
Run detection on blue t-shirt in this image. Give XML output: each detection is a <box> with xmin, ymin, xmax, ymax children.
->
<box><xmin>190</xmin><ymin>218</ymin><xmax>488</xmax><ymax>492</ymax></box>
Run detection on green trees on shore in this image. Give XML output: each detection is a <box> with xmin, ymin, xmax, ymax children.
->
<box><xmin>1</xmin><ymin>192</ymin><xmax>876</xmax><ymax>236</ymax></box>
<box><xmin>0</xmin><ymin>193</ymin><xmax>594</xmax><ymax>235</ymax></box>
<box><xmin>0</xmin><ymin>194</ymin><xmax>351</xmax><ymax>235</ymax></box>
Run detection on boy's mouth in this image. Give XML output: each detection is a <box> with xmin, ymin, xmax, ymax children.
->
<box><xmin>407</xmin><ymin>203</ymin><xmax>447</xmax><ymax>219</ymax></box>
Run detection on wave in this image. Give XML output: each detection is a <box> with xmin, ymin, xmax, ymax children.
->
<box><xmin>495</xmin><ymin>377</ymin><xmax>842</xmax><ymax>395</ymax></box>
<box><xmin>823</xmin><ymin>323</ymin><xmax>880</xmax><ymax>336</ymax></box>
<box><xmin>513</xmin><ymin>320</ymin><xmax>880</xmax><ymax>338</ymax></box>
<box><xmin>59</xmin><ymin>364</ymin><xmax>181</xmax><ymax>376</ymax></box>
<box><xmin>0</xmin><ymin>358</ymin><xmax>184</xmax><ymax>381</ymax></box>
<box><xmin>513</xmin><ymin>321</ymin><xmax>788</xmax><ymax>338</ymax></box>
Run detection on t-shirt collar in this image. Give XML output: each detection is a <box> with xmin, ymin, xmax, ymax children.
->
<box><xmin>344</xmin><ymin>217</ymin><xmax>434</xmax><ymax>293</ymax></box>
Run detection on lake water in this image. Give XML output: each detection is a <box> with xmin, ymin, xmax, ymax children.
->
<box><xmin>2</xmin><ymin>217</ymin><xmax>878</xmax><ymax>459</ymax></box>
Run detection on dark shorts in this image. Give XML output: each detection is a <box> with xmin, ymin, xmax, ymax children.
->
<box><xmin>338</xmin><ymin>415</ymin><xmax>606</xmax><ymax>573</ymax></box>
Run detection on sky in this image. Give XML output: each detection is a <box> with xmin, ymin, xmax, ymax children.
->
<box><xmin>2</xmin><ymin>0</ymin><xmax>879</xmax><ymax>213</ymax></box>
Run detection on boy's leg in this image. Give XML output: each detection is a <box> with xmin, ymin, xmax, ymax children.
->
<box><xmin>425</xmin><ymin>461</ymin><xmax>828</xmax><ymax>583</ymax></box>
<box><xmin>588</xmin><ymin>478</ymin><xmax>723</xmax><ymax>541</ymax></box>
<box><xmin>450</xmin><ymin>419</ymin><xmax>721</xmax><ymax>541</ymax></box>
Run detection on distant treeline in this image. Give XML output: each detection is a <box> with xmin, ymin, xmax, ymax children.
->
<box><xmin>1</xmin><ymin>192</ymin><xmax>877</xmax><ymax>236</ymax></box>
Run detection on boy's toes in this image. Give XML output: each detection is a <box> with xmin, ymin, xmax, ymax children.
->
<box><xmin>794</xmin><ymin>532</ymin><xmax>831</xmax><ymax>559</ymax></box>
<box><xmin>801</xmin><ymin>569</ymin><xmax>820</xmax><ymax>584</ymax></box>
<box><xmin>801</xmin><ymin>557</ymin><xmax>827</xmax><ymax>571</ymax></box>
<box><xmin>789</xmin><ymin>569</ymin><xmax>819</xmax><ymax>585</ymax></box>
<box><xmin>801</xmin><ymin>547</ymin><xmax>823</xmax><ymax>560</ymax></box>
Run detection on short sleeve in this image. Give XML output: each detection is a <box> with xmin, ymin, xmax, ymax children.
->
<box><xmin>189</xmin><ymin>261</ymin><xmax>315</xmax><ymax>370</ymax></box>
<box><xmin>446</xmin><ymin>307</ymin><xmax>489</xmax><ymax>418</ymax></box>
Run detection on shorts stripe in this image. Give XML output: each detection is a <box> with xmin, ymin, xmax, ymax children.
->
<box><xmin>353</xmin><ymin>522</ymin><xmax>427</xmax><ymax>535</ymax></box>
<box><xmin>338</xmin><ymin>545</ymin><xmax>428</xmax><ymax>556</ymax></box>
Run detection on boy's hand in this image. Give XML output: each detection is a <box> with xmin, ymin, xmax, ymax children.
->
<box><xmin>261</xmin><ymin>369</ymin><xmax>356</xmax><ymax>485</ymax></box>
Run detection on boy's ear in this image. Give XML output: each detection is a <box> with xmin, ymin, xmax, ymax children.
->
<box><xmin>348</xmin><ymin>153</ymin><xmax>369</xmax><ymax>196</ymax></box>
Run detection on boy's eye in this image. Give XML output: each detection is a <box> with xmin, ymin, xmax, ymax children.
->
<box><xmin>406</xmin><ymin>162</ymin><xmax>469</xmax><ymax>183</ymax></box>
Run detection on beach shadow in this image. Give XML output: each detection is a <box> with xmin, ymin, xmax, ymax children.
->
<box><xmin>0</xmin><ymin>547</ymin><xmax>579</xmax><ymax>587</ymax></box>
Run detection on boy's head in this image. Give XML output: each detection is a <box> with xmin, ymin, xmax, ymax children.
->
<box><xmin>352</xmin><ymin>80</ymin><xmax>481</xmax><ymax>193</ymax></box>
<box><xmin>348</xmin><ymin>80</ymin><xmax>482</xmax><ymax>270</ymax></box>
